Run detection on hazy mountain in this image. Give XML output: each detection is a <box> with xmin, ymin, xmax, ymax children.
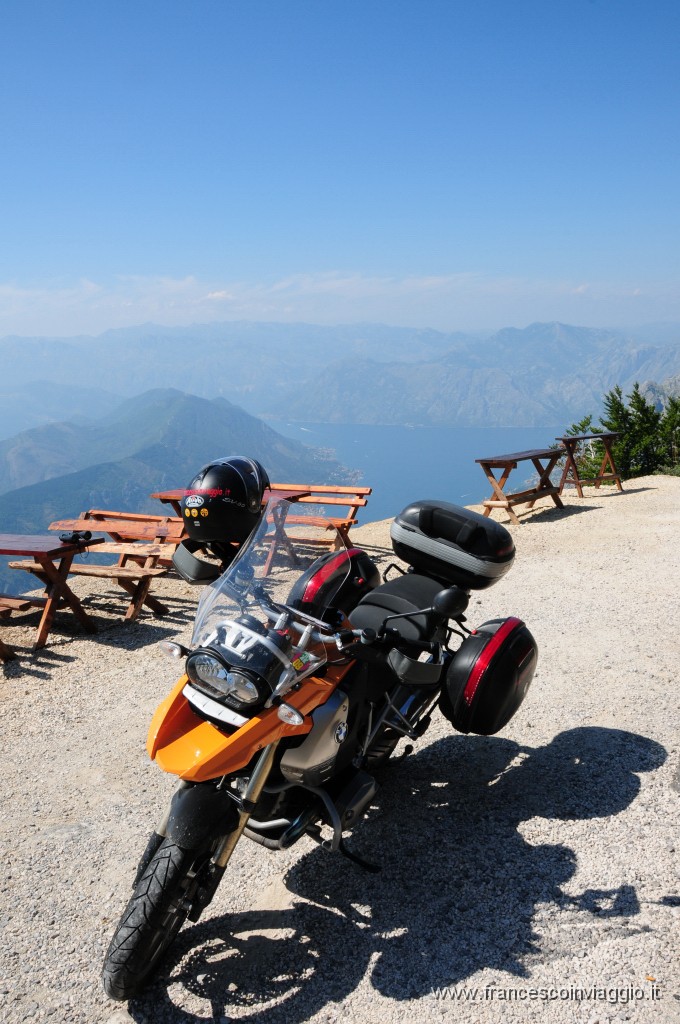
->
<box><xmin>277</xmin><ymin>322</ymin><xmax>680</xmax><ymax>426</ymax></box>
<box><xmin>2</xmin><ymin>320</ymin><xmax>680</xmax><ymax>428</ymax></box>
<box><xmin>662</xmin><ymin>374</ymin><xmax>680</xmax><ymax>398</ymax></box>
<box><xmin>626</xmin><ymin>323</ymin><xmax>680</xmax><ymax>347</ymax></box>
<box><xmin>0</xmin><ymin>380</ymin><xmax>124</xmax><ymax>439</ymax></box>
<box><xmin>0</xmin><ymin>321</ymin><xmax>468</xmax><ymax>421</ymax></box>
<box><xmin>0</xmin><ymin>389</ymin><xmax>355</xmax><ymax>534</ymax></box>
<box><xmin>640</xmin><ymin>375</ymin><xmax>680</xmax><ymax>410</ymax></box>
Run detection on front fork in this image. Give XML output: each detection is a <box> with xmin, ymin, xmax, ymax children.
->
<box><xmin>146</xmin><ymin>742</ymin><xmax>280</xmax><ymax>922</ymax></box>
<box><xmin>211</xmin><ymin>742</ymin><xmax>280</xmax><ymax>869</ymax></box>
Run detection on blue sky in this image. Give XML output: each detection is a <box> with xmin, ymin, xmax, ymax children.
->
<box><xmin>1</xmin><ymin>0</ymin><xmax>679</xmax><ymax>335</ymax></box>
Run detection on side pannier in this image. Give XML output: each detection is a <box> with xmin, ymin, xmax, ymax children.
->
<box><xmin>440</xmin><ymin>617</ymin><xmax>537</xmax><ymax>735</ymax></box>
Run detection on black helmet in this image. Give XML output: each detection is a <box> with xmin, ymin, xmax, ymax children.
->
<box><xmin>180</xmin><ymin>456</ymin><xmax>270</xmax><ymax>548</ymax></box>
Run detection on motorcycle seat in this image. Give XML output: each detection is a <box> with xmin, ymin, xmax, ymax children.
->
<box><xmin>348</xmin><ymin>573</ymin><xmax>443</xmax><ymax>642</ymax></box>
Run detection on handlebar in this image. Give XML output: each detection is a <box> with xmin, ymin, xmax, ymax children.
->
<box><xmin>252</xmin><ymin>589</ymin><xmax>451</xmax><ymax>660</ymax></box>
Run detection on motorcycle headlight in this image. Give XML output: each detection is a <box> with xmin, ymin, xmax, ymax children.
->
<box><xmin>186</xmin><ymin>652</ymin><xmax>264</xmax><ymax>708</ymax></box>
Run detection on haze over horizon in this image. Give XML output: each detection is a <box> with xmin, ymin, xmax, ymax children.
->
<box><xmin>2</xmin><ymin>1</ymin><xmax>679</xmax><ymax>338</ymax></box>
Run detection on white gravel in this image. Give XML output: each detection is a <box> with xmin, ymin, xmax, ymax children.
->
<box><xmin>0</xmin><ymin>475</ymin><xmax>678</xmax><ymax>1024</ymax></box>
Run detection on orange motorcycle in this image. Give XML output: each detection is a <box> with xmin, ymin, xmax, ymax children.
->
<box><xmin>102</xmin><ymin>497</ymin><xmax>537</xmax><ymax>1000</ymax></box>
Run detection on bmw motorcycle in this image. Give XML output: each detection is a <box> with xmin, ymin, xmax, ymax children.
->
<box><xmin>102</xmin><ymin>497</ymin><xmax>537</xmax><ymax>1000</ymax></box>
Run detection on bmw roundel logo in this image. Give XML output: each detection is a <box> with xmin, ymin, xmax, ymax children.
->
<box><xmin>334</xmin><ymin>722</ymin><xmax>348</xmax><ymax>744</ymax></box>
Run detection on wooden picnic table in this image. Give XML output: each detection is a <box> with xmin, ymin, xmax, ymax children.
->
<box><xmin>556</xmin><ymin>433</ymin><xmax>623</xmax><ymax>497</ymax></box>
<box><xmin>49</xmin><ymin>517</ymin><xmax>180</xmax><ymax>543</ymax></box>
<box><xmin>151</xmin><ymin>487</ymin><xmax>314</xmax><ymax>573</ymax></box>
<box><xmin>1</xmin><ymin>533</ymin><xmax>104</xmax><ymax>653</ymax></box>
<box><xmin>270</xmin><ymin>484</ymin><xmax>373</xmax><ymax>548</ymax></box>
<box><xmin>150</xmin><ymin>485</ymin><xmax>309</xmax><ymax>517</ymax></box>
<box><xmin>46</xmin><ymin>518</ymin><xmax>182</xmax><ymax>619</ymax></box>
<box><xmin>476</xmin><ymin>447</ymin><xmax>564</xmax><ymax>526</ymax></box>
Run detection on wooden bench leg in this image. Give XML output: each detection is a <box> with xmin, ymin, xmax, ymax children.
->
<box><xmin>0</xmin><ymin>637</ymin><xmax>15</xmax><ymax>661</ymax></box>
<box><xmin>480</xmin><ymin>463</ymin><xmax>521</xmax><ymax>525</ymax></box>
<box><xmin>526</xmin><ymin>455</ymin><xmax>563</xmax><ymax>511</ymax></box>
<box><xmin>116</xmin><ymin>552</ymin><xmax>169</xmax><ymax>618</ymax></box>
<box><xmin>594</xmin><ymin>441</ymin><xmax>624</xmax><ymax>491</ymax></box>
<box><xmin>115</xmin><ymin>578</ymin><xmax>169</xmax><ymax>619</ymax></box>
<box><xmin>558</xmin><ymin>441</ymin><xmax>584</xmax><ymax>497</ymax></box>
<box><xmin>330</xmin><ymin>525</ymin><xmax>351</xmax><ymax>551</ymax></box>
<box><xmin>30</xmin><ymin>554</ymin><xmax>97</xmax><ymax>649</ymax></box>
<box><xmin>262</xmin><ymin>507</ymin><xmax>303</xmax><ymax>575</ymax></box>
<box><xmin>503</xmin><ymin>505</ymin><xmax>521</xmax><ymax>526</ymax></box>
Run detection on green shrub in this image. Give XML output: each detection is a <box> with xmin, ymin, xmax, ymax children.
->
<box><xmin>563</xmin><ymin>383</ymin><xmax>679</xmax><ymax>481</ymax></box>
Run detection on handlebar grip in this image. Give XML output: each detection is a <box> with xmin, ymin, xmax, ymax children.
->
<box><xmin>335</xmin><ymin>627</ymin><xmax>377</xmax><ymax>651</ymax></box>
<box><xmin>336</xmin><ymin>629</ymin><xmax>356</xmax><ymax>648</ymax></box>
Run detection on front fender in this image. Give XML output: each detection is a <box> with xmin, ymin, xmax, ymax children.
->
<box><xmin>165</xmin><ymin>782</ymin><xmax>239</xmax><ymax>849</ymax></box>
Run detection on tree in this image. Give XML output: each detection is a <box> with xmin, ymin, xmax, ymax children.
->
<box><xmin>564</xmin><ymin>383</ymin><xmax>679</xmax><ymax>483</ymax></box>
<box><xmin>625</xmin><ymin>383</ymin><xmax>663</xmax><ymax>476</ymax></box>
<box><xmin>660</xmin><ymin>396</ymin><xmax>680</xmax><ymax>467</ymax></box>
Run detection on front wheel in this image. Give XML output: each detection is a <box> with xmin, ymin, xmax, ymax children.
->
<box><xmin>102</xmin><ymin>838</ymin><xmax>213</xmax><ymax>1001</ymax></box>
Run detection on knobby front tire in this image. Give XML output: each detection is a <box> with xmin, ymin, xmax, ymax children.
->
<box><xmin>102</xmin><ymin>838</ymin><xmax>204</xmax><ymax>1001</ymax></box>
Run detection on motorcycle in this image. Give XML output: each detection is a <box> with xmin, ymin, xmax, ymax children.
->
<box><xmin>102</xmin><ymin>497</ymin><xmax>537</xmax><ymax>1000</ymax></box>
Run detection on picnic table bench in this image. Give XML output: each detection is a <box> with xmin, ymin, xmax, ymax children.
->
<box><xmin>151</xmin><ymin>484</ymin><xmax>369</xmax><ymax>559</ymax></box>
<box><xmin>38</xmin><ymin>512</ymin><xmax>187</xmax><ymax>620</ymax></box>
<box><xmin>476</xmin><ymin>448</ymin><xmax>564</xmax><ymax>525</ymax></box>
<box><xmin>1</xmin><ymin>596</ymin><xmax>41</xmax><ymax>659</ymax></box>
<box><xmin>268</xmin><ymin>485</ymin><xmax>372</xmax><ymax>549</ymax></box>
<box><xmin>0</xmin><ymin>597</ymin><xmax>34</xmax><ymax>659</ymax></box>
<box><xmin>556</xmin><ymin>433</ymin><xmax>623</xmax><ymax>497</ymax></box>
<box><xmin>2</xmin><ymin>533</ymin><xmax>104</xmax><ymax>652</ymax></box>
<box><xmin>250</xmin><ymin>485</ymin><xmax>372</xmax><ymax>574</ymax></box>
<box><xmin>77</xmin><ymin>509</ymin><xmax>186</xmax><ymax>567</ymax></box>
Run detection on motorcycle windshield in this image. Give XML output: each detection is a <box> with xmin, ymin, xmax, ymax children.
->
<box><xmin>191</xmin><ymin>499</ymin><xmax>351</xmax><ymax>678</ymax></box>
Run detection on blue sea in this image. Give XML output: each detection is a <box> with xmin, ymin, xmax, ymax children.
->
<box><xmin>269</xmin><ymin>422</ymin><xmax>562</xmax><ymax>523</ymax></box>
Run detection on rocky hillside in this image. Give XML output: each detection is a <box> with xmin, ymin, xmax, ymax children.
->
<box><xmin>0</xmin><ymin>389</ymin><xmax>354</xmax><ymax>538</ymax></box>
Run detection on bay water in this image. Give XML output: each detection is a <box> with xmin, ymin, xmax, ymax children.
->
<box><xmin>269</xmin><ymin>421</ymin><xmax>562</xmax><ymax>523</ymax></box>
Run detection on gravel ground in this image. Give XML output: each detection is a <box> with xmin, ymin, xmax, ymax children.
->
<box><xmin>0</xmin><ymin>476</ymin><xmax>678</xmax><ymax>1024</ymax></box>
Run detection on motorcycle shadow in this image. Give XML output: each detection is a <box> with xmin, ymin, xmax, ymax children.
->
<box><xmin>128</xmin><ymin>726</ymin><xmax>666</xmax><ymax>1022</ymax></box>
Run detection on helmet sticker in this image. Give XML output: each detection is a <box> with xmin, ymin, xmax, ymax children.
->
<box><xmin>184</xmin><ymin>487</ymin><xmax>223</xmax><ymax>498</ymax></box>
<box><xmin>185</xmin><ymin>494</ymin><xmax>204</xmax><ymax>508</ymax></box>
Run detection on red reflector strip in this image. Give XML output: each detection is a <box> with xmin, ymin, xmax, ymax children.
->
<box><xmin>463</xmin><ymin>617</ymin><xmax>523</xmax><ymax>707</ymax></box>
<box><xmin>302</xmin><ymin>548</ymin><xmax>362</xmax><ymax>603</ymax></box>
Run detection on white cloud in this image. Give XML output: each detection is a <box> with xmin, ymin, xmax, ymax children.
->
<box><xmin>0</xmin><ymin>271</ymin><xmax>678</xmax><ymax>336</ymax></box>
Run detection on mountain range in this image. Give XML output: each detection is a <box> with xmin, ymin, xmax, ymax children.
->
<box><xmin>276</xmin><ymin>322</ymin><xmax>680</xmax><ymax>426</ymax></box>
<box><xmin>2</xmin><ymin>320</ymin><xmax>680</xmax><ymax>432</ymax></box>
<box><xmin>0</xmin><ymin>389</ymin><xmax>353</xmax><ymax>538</ymax></box>
<box><xmin>3</xmin><ymin>318</ymin><xmax>679</xmax><ymax>594</ymax></box>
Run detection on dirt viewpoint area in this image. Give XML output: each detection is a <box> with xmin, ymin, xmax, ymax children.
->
<box><xmin>0</xmin><ymin>476</ymin><xmax>678</xmax><ymax>1024</ymax></box>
